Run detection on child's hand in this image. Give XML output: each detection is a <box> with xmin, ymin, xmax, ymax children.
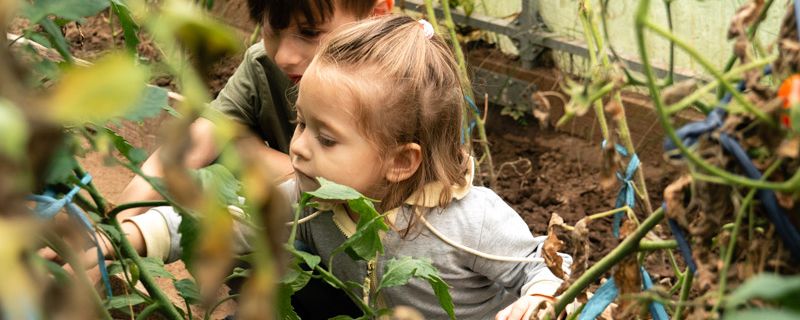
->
<box><xmin>495</xmin><ymin>294</ymin><xmax>552</xmax><ymax>320</ymax></box>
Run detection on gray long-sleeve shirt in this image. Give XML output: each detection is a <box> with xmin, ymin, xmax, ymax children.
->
<box><xmin>128</xmin><ymin>179</ymin><xmax>571</xmax><ymax>319</ymax></box>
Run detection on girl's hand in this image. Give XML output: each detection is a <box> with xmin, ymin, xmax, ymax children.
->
<box><xmin>495</xmin><ymin>295</ymin><xmax>551</xmax><ymax>320</ymax></box>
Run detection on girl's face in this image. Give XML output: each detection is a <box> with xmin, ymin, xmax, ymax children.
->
<box><xmin>262</xmin><ymin>6</ymin><xmax>359</xmax><ymax>84</ymax></box>
<box><xmin>289</xmin><ymin>66</ymin><xmax>386</xmax><ymax>197</ymax></box>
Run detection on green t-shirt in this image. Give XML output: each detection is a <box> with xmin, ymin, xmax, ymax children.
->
<box><xmin>209</xmin><ymin>43</ymin><xmax>296</xmax><ymax>153</ymax></box>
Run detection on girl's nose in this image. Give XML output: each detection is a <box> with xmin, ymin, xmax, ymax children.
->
<box><xmin>289</xmin><ymin>128</ymin><xmax>311</xmax><ymax>163</ymax></box>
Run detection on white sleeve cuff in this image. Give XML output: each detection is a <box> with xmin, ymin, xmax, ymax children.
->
<box><xmin>124</xmin><ymin>208</ymin><xmax>173</xmax><ymax>262</ymax></box>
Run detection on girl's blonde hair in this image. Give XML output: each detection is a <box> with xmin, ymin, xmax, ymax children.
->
<box><xmin>309</xmin><ymin>14</ymin><xmax>469</xmax><ymax>215</ymax></box>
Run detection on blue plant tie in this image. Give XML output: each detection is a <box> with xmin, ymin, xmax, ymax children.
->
<box><xmin>641</xmin><ymin>267</ymin><xmax>669</xmax><ymax>320</ymax></box>
<box><xmin>461</xmin><ymin>95</ymin><xmax>480</xmax><ymax>145</ymax></box>
<box><xmin>602</xmin><ymin>140</ymin><xmax>640</xmax><ymax>237</ymax></box>
<box><xmin>718</xmin><ymin>134</ymin><xmax>800</xmax><ymax>260</ymax></box>
<box><xmin>664</xmin><ymin>68</ymin><xmax>769</xmax><ymax>155</ymax></box>
<box><xmin>577</xmin><ymin>277</ymin><xmax>618</xmax><ymax>320</ymax></box>
<box><xmin>667</xmin><ymin>216</ymin><xmax>697</xmax><ymax>274</ymax></box>
<box><xmin>27</xmin><ymin>174</ymin><xmax>114</xmax><ymax>297</ymax></box>
<box><xmin>577</xmin><ymin>269</ymin><xmax>671</xmax><ymax>320</ymax></box>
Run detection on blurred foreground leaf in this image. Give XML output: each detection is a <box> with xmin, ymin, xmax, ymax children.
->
<box><xmin>48</xmin><ymin>53</ymin><xmax>148</xmax><ymax>125</ymax></box>
<box><xmin>23</xmin><ymin>0</ymin><xmax>109</xmax><ymax>23</ymax></box>
<box><xmin>725</xmin><ymin>274</ymin><xmax>800</xmax><ymax>309</ymax></box>
<box><xmin>0</xmin><ymin>99</ymin><xmax>29</xmax><ymax>161</ymax></box>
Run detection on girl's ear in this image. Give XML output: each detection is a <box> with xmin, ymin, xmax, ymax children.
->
<box><xmin>372</xmin><ymin>0</ymin><xmax>392</xmax><ymax>16</ymax></box>
<box><xmin>385</xmin><ymin>143</ymin><xmax>422</xmax><ymax>182</ymax></box>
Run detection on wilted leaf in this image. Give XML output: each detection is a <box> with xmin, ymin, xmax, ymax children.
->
<box><xmin>544</xmin><ymin>214</ymin><xmax>566</xmax><ymax>279</ymax></box>
<box><xmin>23</xmin><ymin>0</ymin><xmax>110</xmax><ymax>23</ymax></box>
<box><xmin>725</xmin><ymin>274</ymin><xmax>800</xmax><ymax>309</ymax></box>
<box><xmin>0</xmin><ymin>99</ymin><xmax>28</xmax><ymax>161</ymax></box>
<box><xmin>378</xmin><ymin>257</ymin><xmax>455</xmax><ymax>320</ymax></box>
<box><xmin>48</xmin><ymin>53</ymin><xmax>148</xmax><ymax>125</ymax></box>
<box><xmin>174</xmin><ymin>278</ymin><xmax>201</xmax><ymax>305</ymax></box>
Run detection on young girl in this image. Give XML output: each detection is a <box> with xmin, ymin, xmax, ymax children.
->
<box><xmin>127</xmin><ymin>15</ymin><xmax>570</xmax><ymax>319</ymax></box>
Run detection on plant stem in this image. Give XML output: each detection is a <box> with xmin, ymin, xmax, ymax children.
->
<box><xmin>204</xmin><ymin>294</ymin><xmax>239</xmax><ymax>320</ymax></box>
<box><xmin>135</xmin><ymin>303</ymin><xmax>161</xmax><ymax>320</ymax></box>
<box><xmin>643</xmin><ymin>20</ymin><xmax>774</xmax><ymax>126</ymax></box>
<box><xmin>587</xmin><ymin>206</ymin><xmax>631</xmax><ymax>220</ymax></box>
<box><xmin>111</xmin><ymin>217</ymin><xmax>183</xmax><ymax>319</ymax></box>
<box><xmin>635</xmin><ymin>0</ymin><xmax>800</xmax><ymax>192</ymax></box>
<box><xmin>46</xmin><ymin>235</ymin><xmax>113</xmax><ymax>320</ymax></box>
<box><xmin>422</xmin><ymin>0</ymin><xmax>441</xmax><ymax>34</ymax></box>
<box><xmin>666</xmin><ymin>56</ymin><xmax>776</xmax><ymax>115</ymax></box>
<box><xmin>107</xmin><ymin>201</ymin><xmax>171</xmax><ymax>219</ymax></box>
<box><xmin>437</xmin><ymin>0</ymin><xmax>496</xmax><ymax>187</ymax></box>
<box><xmin>74</xmin><ymin>164</ymin><xmax>108</xmax><ymax>215</ymax></box>
<box><xmin>711</xmin><ymin>159</ymin><xmax>783</xmax><ymax>315</ymax></box>
<box><xmin>638</xmin><ymin>239</ymin><xmax>677</xmax><ymax>251</ymax></box>
<box><xmin>312</xmin><ymin>259</ymin><xmax>376</xmax><ymax>317</ymax></box>
<box><xmin>582</xmin><ymin>0</ymin><xmax>654</xmax><ymax>214</ymax></box>
<box><xmin>551</xmin><ymin>207</ymin><xmax>665</xmax><ymax>316</ymax></box>
<box><xmin>674</xmin><ymin>269</ymin><xmax>693</xmax><ymax>320</ymax></box>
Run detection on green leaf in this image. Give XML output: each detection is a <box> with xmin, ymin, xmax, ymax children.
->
<box><xmin>723</xmin><ymin>309</ymin><xmax>800</xmax><ymax>320</ymax></box>
<box><xmin>102</xmin><ymin>127</ymin><xmax>147</xmax><ymax>165</ymax></box>
<box><xmin>174</xmin><ymin>278</ymin><xmax>202</xmax><ymax>305</ymax></box>
<box><xmin>725</xmin><ymin>274</ymin><xmax>800</xmax><ymax>308</ymax></box>
<box><xmin>109</xmin><ymin>0</ymin><xmax>141</xmax><ymax>53</ymax></box>
<box><xmin>307</xmin><ymin>177</ymin><xmax>371</xmax><ymax>201</ymax></box>
<box><xmin>280</xmin><ymin>264</ymin><xmax>312</xmax><ymax>293</ymax></box>
<box><xmin>332</xmin><ymin>214</ymin><xmax>388</xmax><ymax>262</ymax></box>
<box><xmin>44</xmin><ymin>143</ymin><xmax>78</xmax><ymax>185</ymax></box>
<box><xmin>193</xmin><ymin>164</ymin><xmax>241</xmax><ymax>206</ymax></box>
<box><xmin>378</xmin><ymin>257</ymin><xmax>454</xmax><ymax>320</ymax></box>
<box><xmin>122</xmin><ymin>86</ymin><xmax>169</xmax><ymax>122</ymax></box>
<box><xmin>140</xmin><ymin>257</ymin><xmax>175</xmax><ymax>280</ymax></box>
<box><xmin>106</xmin><ymin>294</ymin><xmax>147</xmax><ymax>310</ymax></box>
<box><xmin>39</xmin><ymin>18</ymin><xmax>73</xmax><ymax>64</ymax></box>
<box><xmin>179</xmin><ymin>212</ymin><xmax>200</xmax><ymax>269</ymax></box>
<box><xmin>277</xmin><ymin>284</ymin><xmax>301</xmax><ymax>320</ymax></box>
<box><xmin>291</xmin><ymin>248</ymin><xmax>321</xmax><ymax>270</ymax></box>
<box><xmin>0</xmin><ymin>99</ymin><xmax>29</xmax><ymax>161</ymax></box>
<box><xmin>23</xmin><ymin>0</ymin><xmax>110</xmax><ymax>23</ymax></box>
<box><xmin>329</xmin><ymin>316</ymin><xmax>355</xmax><ymax>320</ymax></box>
<box><xmin>49</xmin><ymin>53</ymin><xmax>148</xmax><ymax>124</ymax></box>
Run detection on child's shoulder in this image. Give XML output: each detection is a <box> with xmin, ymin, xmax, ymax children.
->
<box><xmin>449</xmin><ymin>185</ymin><xmax>517</xmax><ymax>219</ymax></box>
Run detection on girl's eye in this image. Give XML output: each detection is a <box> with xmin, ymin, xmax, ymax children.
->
<box><xmin>316</xmin><ymin>135</ymin><xmax>336</xmax><ymax>147</ymax></box>
<box><xmin>296</xmin><ymin>120</ymin><xmax>306</xmax><ymax>131</ymax></box>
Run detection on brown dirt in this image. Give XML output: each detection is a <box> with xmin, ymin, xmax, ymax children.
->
<box><xmin>484</xmin><ymin>108</ymin><xmax>681</xmax><ymax>281</ymax></box>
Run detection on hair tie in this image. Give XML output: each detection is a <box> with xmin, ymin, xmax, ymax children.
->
<box><xmin>418</xmin><ymin>19</ymin><xmax>434</xmax><ymax>39</ymax></box>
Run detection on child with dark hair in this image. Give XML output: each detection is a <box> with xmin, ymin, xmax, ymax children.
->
<box><xmin>116</xmin><ymin>0</ymin><xmax>391</xmax><ymax>220</ymax></box>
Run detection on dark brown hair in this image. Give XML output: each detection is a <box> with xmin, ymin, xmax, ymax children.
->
<box><xmin>247</xmin><ymin>0</ymin><xmax>376</xmax><ymax>29</ymax></box>
<box><xmin>309</xmin><ymin>15</ymin><xmax>469</xmax><ymax>215</ymax></box>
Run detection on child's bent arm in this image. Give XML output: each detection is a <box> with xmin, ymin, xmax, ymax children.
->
<box><xmin>117</xmin><ymin>118</ymin><xmax>224</xmax><ymax>221</ymax></box>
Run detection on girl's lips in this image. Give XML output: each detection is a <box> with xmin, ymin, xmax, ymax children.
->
<box><xmin>288</xmin><ymin>75</ymin><xmax>302</xmax><ymax>84</ymax></box>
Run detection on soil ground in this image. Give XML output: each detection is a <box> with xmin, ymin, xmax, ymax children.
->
<box><xmin>32</xmin><ymin>11</ymin><xmax>681</xmax><ymax>318</ymax></box>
